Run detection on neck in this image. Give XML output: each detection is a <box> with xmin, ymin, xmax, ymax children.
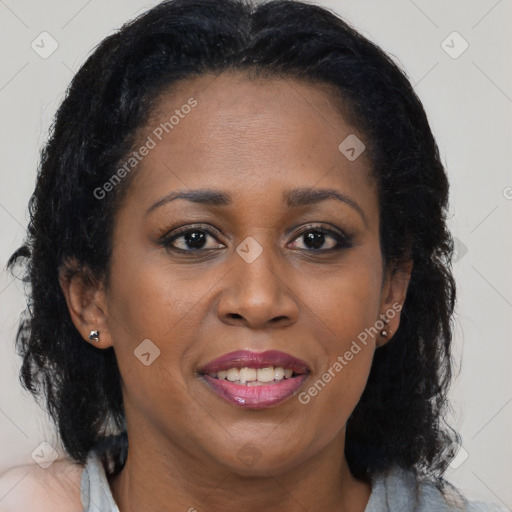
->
<box><xmin>108</xmin><ymin>429</ymin><xmax>371</xmax><ymax>512</ymax></box>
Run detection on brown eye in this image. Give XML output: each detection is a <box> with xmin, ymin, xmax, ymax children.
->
<box><xmin>160</xmin><ymin>226</ymin><xmax>225</xmax><ymax>253</ymax></box>
<box><xmin>289</xmin><ymin>226</ymin><xmax>352</xmax><ymax>252</ymax></box>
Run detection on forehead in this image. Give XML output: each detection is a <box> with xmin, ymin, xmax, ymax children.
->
<box><xmin>121</xmin><ymin>71</ymin><xmax>377</xmax><ymax>221</ymax></box>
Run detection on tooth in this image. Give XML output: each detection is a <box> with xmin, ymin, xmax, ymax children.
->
<box><xmin>226</xmin><ymin>368</ymin><xmax>240</xmax><ymax>381</ymax></box>
<box><xmin>215</xmin><ymin>366</ymin><xmax>295</xmax><ymax>383</ymax></box>
<box><xmin>239</xmin><ymin>367</ymin><xmax>257</xmax><ymax>383</ymax></box>
<box><xmin>274</xmin><ymin>367</ymin><xmax>285</xmax><ymax>380</ymax></box>
<box><xmin>257</xmin><ymin>367</ymin><xmax>275</xmax><ymax>382</ymax></box>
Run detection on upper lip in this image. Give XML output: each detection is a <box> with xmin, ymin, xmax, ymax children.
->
<box><xmin>199</xmin><ymin>350</ymin><xmax>310</xmax><ymax>375</ymax></box>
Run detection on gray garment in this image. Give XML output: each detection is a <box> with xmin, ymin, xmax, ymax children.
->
<box><xmin>80</xmin><ymin>452</ymin><xmax>507</xmax><ymax>512</ymax></box>
<box><xmin>81</xmin><ymin>452</ymin><xmax>120</xmax><ymax>512</ymax></box>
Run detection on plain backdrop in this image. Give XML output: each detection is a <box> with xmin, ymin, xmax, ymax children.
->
<box><xmin>1</xmin><ymin>0</ymin><xmax>511</xmax><ymax>508</ymax></box>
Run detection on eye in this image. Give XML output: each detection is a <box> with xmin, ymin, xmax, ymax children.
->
<box><xmin>288</xmin><ymin>225</ymin><xmax>352</xmax><ymax>252</ymax></box>
<box><xmin>158</xmin><ymin>223</ymin><xmax>352</xmax><ymax>255</ymax></box>
<box><xmin>160</xmin><ymin>226</ymin><xmax>225</xmax><ymax>253</ymax></box>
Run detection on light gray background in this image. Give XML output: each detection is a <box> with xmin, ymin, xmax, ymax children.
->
<box><xmin>1</xmin><ymin>0</ymin><xmax>511</xmax><ymax>508</ymax></box>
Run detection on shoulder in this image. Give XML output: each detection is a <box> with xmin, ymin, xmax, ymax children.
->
<box><xmin>0</xmin><ymin>458</ymin><xmax>83</xmax><ymax>512</ymax></box>
<box><xmin>369</xmin><ymin>466</ymin><xmax>508</xmax><ymax>512</ymax></box>
<box><xmin>418</xmin><ymin>473</ymin><xmax>509</xmax><ymax>512</ymax></box>
<box><xmin>465</xmin><ymin>501</ymin><xmax>510</xmax><ymax>512</ymax></box>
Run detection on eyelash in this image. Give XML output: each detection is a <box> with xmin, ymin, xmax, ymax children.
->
<box><xmin>157</xmin><ymin>223</ymin><xmax>353</xmax><ymax>255</ymax></box>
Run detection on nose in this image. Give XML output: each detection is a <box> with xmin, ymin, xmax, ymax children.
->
<box><xmin>216</xmin><ymin>241</ymin><xmax>300</xmax><ymax>330</ymax></box>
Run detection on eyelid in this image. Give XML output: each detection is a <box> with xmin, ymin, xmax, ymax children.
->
<box><xmin>288</xmin><ymin>223</ymin><xmax>353</xmax><ymax>250</ymax></box>
<box><xmin>157</xmin><ymin>223</ymin><xmax>224</xmax><ymax>247</ymax></box>
<box><xmin>290</xmin><ymin>222</ymin><xmax>349</xmax><ymax>240</ymax></box>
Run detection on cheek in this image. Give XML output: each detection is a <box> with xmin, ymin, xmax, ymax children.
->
<box><xmin>294</xmin><ymin>254</ymin><xmax>381</xmax><ymax>418</ymax></box>
<box><xmin>103</xmin><ymin>256</ymin><xmax>214</xmax><ymax>407</ymax></box>
<box><xmin>106</xmin><ymin>253</ymin><xmax>217</xmax><ymax>345</ymax></box>
<box><xmin>104</xmin><ymin>260</ymin><xmax>212</xmax><ymax>432</ymax></box>
<box><xmin>299</xmin><ymin>252</ymin><xmax>383</xmax><ymax>345</ymax></box>
<box><xmin>296</xmin><ymin>295</ymin><xmax>376</xmax><ymax>447</ymax></box>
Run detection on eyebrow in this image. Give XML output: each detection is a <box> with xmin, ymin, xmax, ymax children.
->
<box><xmin>146</xmin><ymin>187</ymin><xmax>368</xmax><ymax>226</ymax></box>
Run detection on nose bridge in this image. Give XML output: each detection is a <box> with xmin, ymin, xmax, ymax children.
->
<box><xmin>234</xmin><ymin>232</ymin><xmax>282</xmax><ymax>303</ymax></box>
<box><xmin>216</xmin><ymin>230</ymin><xmax>299</xmax><ymax>328</ymax></box>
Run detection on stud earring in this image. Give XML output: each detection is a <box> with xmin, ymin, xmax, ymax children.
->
<box><xmin>380</xmin><ymin>329</ymin><xmax>391</xmax><ymax>338</ymax></box>
<box><xmin>89</xmin><ymin>330</ymin><xmax>100</xmax><ymax>343</ymax></box>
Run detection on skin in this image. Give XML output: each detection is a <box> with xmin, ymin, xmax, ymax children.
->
<box><xmin>59</xmin><ymin>72</ymin><xmax>412</xmax><ymax>512</ymax></box>
<box><xmin>0</xmin><ymin>460</ymin><xmax>82</xmax><ymax>511</ymax></box>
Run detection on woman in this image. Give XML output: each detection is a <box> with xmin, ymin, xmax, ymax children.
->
<box><xmin>2</xmin><ymin>0</ymin><xmax>505</xmax><ymax>510</ymax></box>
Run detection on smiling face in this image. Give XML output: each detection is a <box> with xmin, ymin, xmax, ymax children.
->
<box><xmin>63</xmin><ymin>71</ymin><xmax>411</xmax><ymax>479</ymax></box>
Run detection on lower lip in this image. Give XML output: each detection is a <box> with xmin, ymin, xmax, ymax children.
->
<box><xmin>202</xmin><ymin>374</ymin><xmax>308</xmax><ymax>409</ymax></box>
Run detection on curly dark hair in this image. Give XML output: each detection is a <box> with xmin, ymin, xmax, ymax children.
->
<box><xmin>8</xmin><ymin>0</ymin><xmax>458</xmax><ymax>482</ymax></box>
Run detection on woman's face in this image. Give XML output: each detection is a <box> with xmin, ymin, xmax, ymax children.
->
<box><xmin>89</xmin><ymin>72</ymin><xmax>410</xmax><ymax>475</ymax></box>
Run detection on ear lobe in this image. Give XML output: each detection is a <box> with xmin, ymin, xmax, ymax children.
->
<box><xmin>59</xmin><ymin>262</ymin><xmax>113</xmax><ymax>349</ymax></box>
<box><xmin>377</xmin><ymin>259</ymin><xmax>413</xmax><ymax>347</ymax></box>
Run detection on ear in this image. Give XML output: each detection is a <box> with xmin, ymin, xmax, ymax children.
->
<box><xmin>376</xmin><ymin>259</ymin><xmax>413</xmax><ymax>347</ymax></box>
<box><xmin>59</xmin><ymin>260</ymin><xmax>113</xmax><ymax>349</ymax></box>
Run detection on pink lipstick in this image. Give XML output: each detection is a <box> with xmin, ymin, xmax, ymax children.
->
<box><xmin>198</xmin><ymin>350</ymin><xmax>310</xmax><ymax>409</ymax></box>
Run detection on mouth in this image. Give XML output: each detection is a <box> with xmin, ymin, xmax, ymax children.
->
<box><xmin>198</xmin><ymin>350</ymin><xmax>310</xmax><ymax>409</ymax></box>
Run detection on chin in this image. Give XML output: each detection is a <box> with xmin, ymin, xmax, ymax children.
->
<box><xmin>213</xmin><ymin>440</ymin><xmax>308</xmax><ymax>477</ymax></box>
